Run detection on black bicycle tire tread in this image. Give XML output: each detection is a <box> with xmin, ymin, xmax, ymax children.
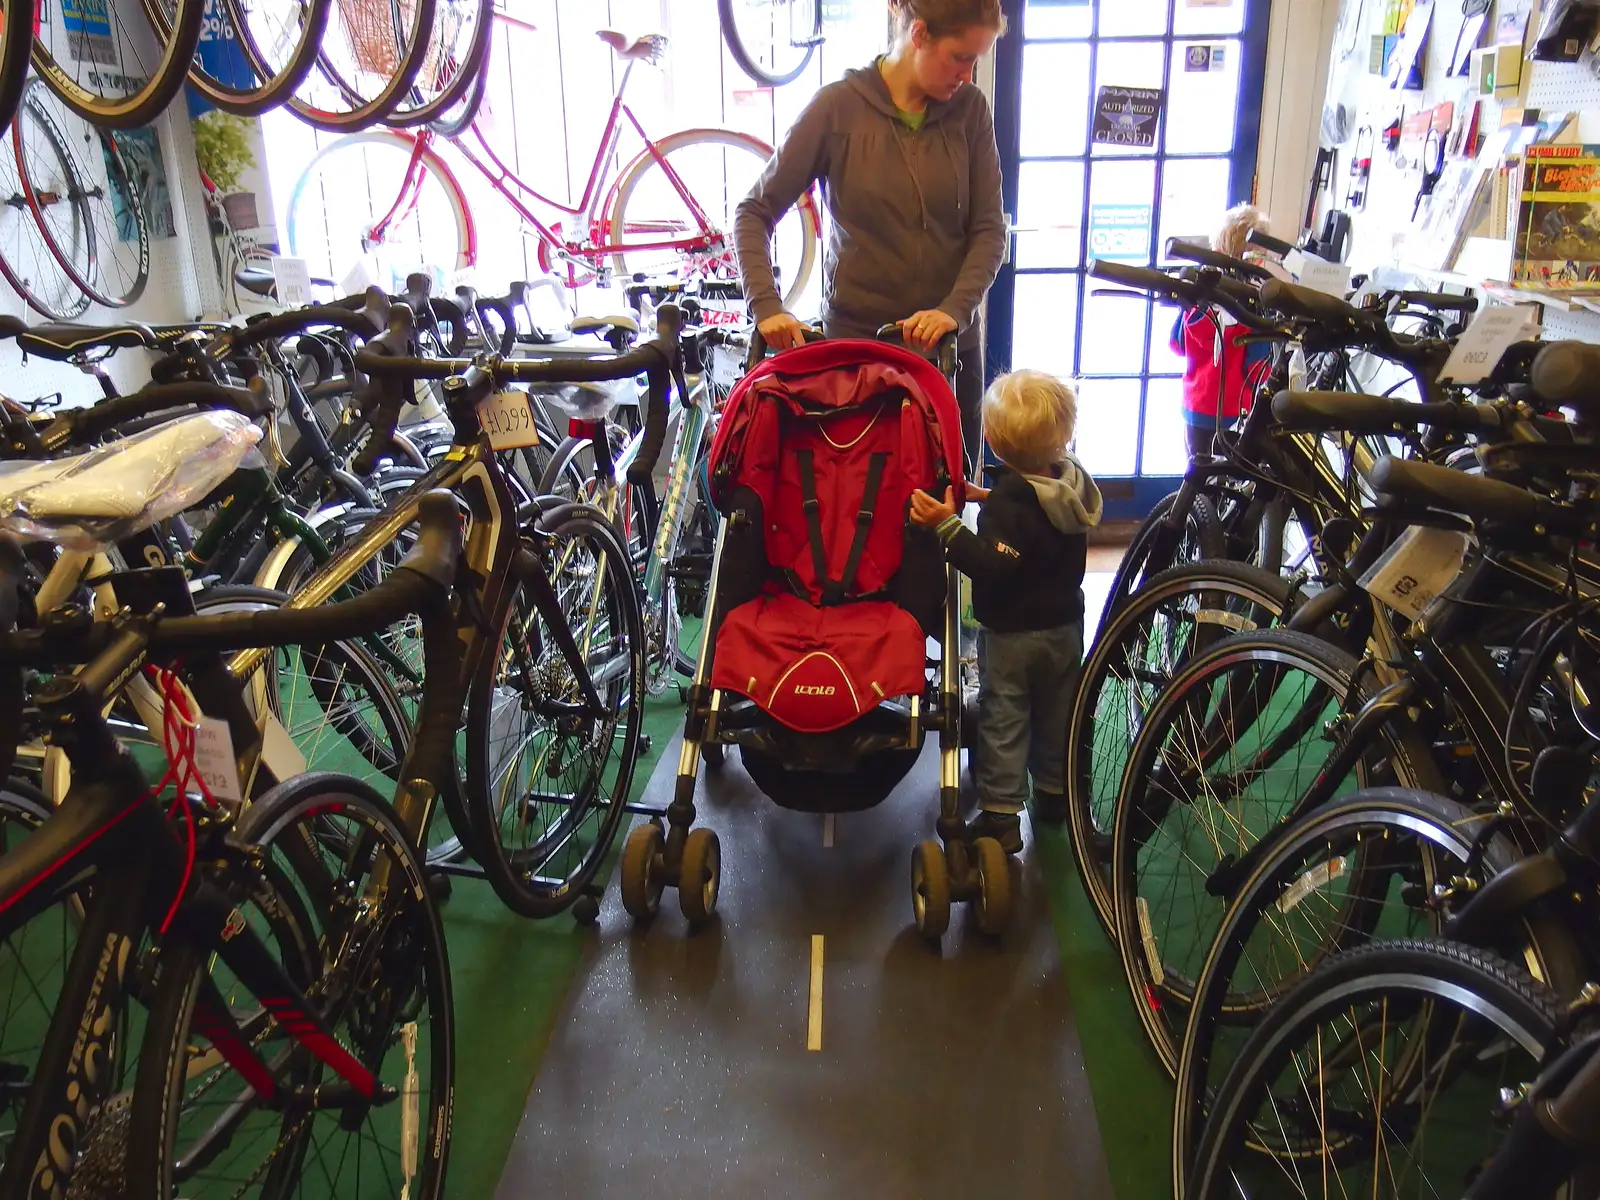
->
<box><xmin>31</xmin><ymin>0</ymin><xmax>206</xmax><ymax>129</ymax></box>
<box><xmin>1188</xmin><ymin>937</ymin><xmax>1560</xmax><ymax>1200</ymax></box>
<box><xmin>182</xmin><ymin>0</ymin><xmax>334</xmax><ymax>116</ymax></box>
<box><xmin>718</xmin><ymin>0</ymin><xmax>819</xmax><ymax>87</ymax></box>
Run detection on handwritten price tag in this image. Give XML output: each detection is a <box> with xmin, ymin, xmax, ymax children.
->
<box><xmin>1439</xmin><ymin>305</ymin><xmax>1540</xmax><ymax>384</ymax></box>
<box><xmin>476</xmin><ymin>390</ymin><xmax>541</xmax><ymax>450</ymax></box>
<box><xmin>1293</xmin><ymin>252</ymin><xmax>1353</xmax><ymax>298</ymax></box>
<box><xmin>270</xmin><ymin>255</ymin><xmax>312</xmax><ymax>308</ymax></box>
<box><xmin>1358</xmin><ymin>525</ymin><xmax>1470</xmax><ymax>620</ymax></box>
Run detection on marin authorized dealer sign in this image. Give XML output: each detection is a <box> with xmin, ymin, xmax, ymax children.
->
<box><xmin>1093</xmin><ymin>85</ymin><xmax>1164</xmax><ymax>149</ymax></box>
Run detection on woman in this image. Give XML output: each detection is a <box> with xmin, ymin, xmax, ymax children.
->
<box><xmin>733</xmin><ymin>0</ymin><xmax>1007</xmax><ymax>474</ymax></box>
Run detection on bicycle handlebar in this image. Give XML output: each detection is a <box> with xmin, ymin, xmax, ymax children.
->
<box><xmin>225</xmin><ymin>304</ymin><xmax>384</xmax><ymax>350</ymax></box>
<box><xmin>1271</xmin><ymin>390</ymin><xmax>1503</xmax><ymax>436</ymax></box>
<box><xmin>873</xmin><ymin>323</ymin><xmax>959</xmax><ymax>378</ymax></box>
<box><xmin>1388</xmin><ymin>290</ymin><xmax>1478</xmax><ymax>316</ymax></box>
<box><xmin>1370</xmin><ymin>456</ymin><xmax>1581</xmax><ymax>536</ymax></box>
<box><xmin>1245</xmin><ymin>228</ymin><xmax>1296</xmax><ymax>256</ymax></box>
<box><xmin>39</xmin><ymin>378</ymin><xmax>273</xmax><ymax>452</ymax></box>
<box><xmin>1530</xmin><ymin>341</ymin><xmax>1600</xmax><ymax>414</ymax></box>
<box><xmin>1164</xmin><ymin>238</ymin><xmax>1272</xmax><ymax>281</ymax></box>
<box><xmin>1258</xmin><ymin>279</ymin><xmax>1369</xmax><ymax>326</ymax></box>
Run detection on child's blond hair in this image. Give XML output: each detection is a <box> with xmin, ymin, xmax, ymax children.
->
<box><xmin>982</xmin><ymin>370</ymin><xmax>1076</xmax><ymax>474</ymax></box>
<box><xmin>1213</xmin><ymin>203</ymin><xmax>1270</xmax><ymax>259</ymax></box>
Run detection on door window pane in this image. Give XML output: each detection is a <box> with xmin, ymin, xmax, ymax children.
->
<box><xmin>1157</xmin><ymin>157</ymin><xmax>1232</xmax><ymax>262</ymax></box>
<box><xmin>1088</xmin><ymin>157</ymin><xmax>1156</xmax><ymax>264</ymax></box>
<box><xmin>1174</xmin><ymin>0</ymin><xmax>1247</xmax><ymax>38</ymax></box>
<box><xmin>1093</xmin><ymin>41</ymin><xmax>1165</xmax><ymax>157</ymax></box>
<box><xmin>1016</xmin><ymin>161</ymin><xmax>1084</xmax><ymax>269</ymax></box>
<box><xmin>1020</xmin><ymin>43</ymin><xmax>1092</xmax><ymax>157</ymax></box>
<box><xmin>1099</xmin><ymin>0</ymin><xmax>1168</xmax><ymax>37</ymax></box>
<box><xmin>1167</xmin><ymin>41</ymin><xmax>1241</xmax><ymax>154</ymax></box>
<box><xmin>1025</xmin><ymin>0</ymin><xmax>1091</xmax><ymax>39</ymax></box>
<box><xmin>1080</xmin><ymin>290</ymin><xmax>1149</xmax><ymax>375</ymax></box>
<box><xmin>1075</xmin><ymin>378</ymin><xmax>1141</xmax><ymax>474</ymax></box>
<box><xmin>1147</xmin><ymin>305</ymin><xmax>1187</xmax><ymax>374</ymax></box>
<box><xmin>1141</xmin><ymin>377</ymin><xmax>1189</xmax><ymax>475</ymax></box>
<box><xmin>1012</xmin><ymin>273</ymin><xmax>1080</xmax><ymax>379</ymax></box>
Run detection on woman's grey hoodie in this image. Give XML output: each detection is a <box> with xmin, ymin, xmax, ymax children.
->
<box><xmin>734</xmin><ymin>63</ymin><xmax>1006</xmax><ymax>348</ymax></box>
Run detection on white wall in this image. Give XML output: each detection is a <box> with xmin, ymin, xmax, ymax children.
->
<box><xmin>1253</xmin><ymin>0</ymin><xmax>1341</xmax><ymax>240</ymax></box>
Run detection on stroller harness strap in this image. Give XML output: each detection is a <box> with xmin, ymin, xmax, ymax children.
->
<box><xmin>795</xmin><ymin>448</ymin><xmax>889</xmax><ymax>605</ymax></box>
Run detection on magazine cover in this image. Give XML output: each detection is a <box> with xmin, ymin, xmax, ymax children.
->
<box><xmin>1512</xmin><ymin>145</ymin><xmax>1600</xmax><ymax>288</ymax></box>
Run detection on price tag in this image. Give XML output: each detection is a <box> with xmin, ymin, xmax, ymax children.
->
<box><xmin>339</xmin><ymin>259</ymin><xmax>376</xmax><ymax>297</ymax></box>
<box><xmin>191</xmin><ymin>716</ymin><xmax>243</xmax><ymax>805</ymax></box>
<box><xmin>1358</xmin><ymin>525</ymin><xmax>1471</xmax><ymax>620</ymax></box>
<box><xmin>270</xmin><ymin>256</ymin><xmax>312</xmax><ymax>308</ymax></box>
<box><xmin>1439</xmin><ymin>305</ymin><xmax>1540</xmax><ymax>383</ymax></box>
<box><xmin>476</xmin><ymin>389</ymin><xmax>541</xmax><ymax>450</ymax></box>
<box><xmin>1293</xmin><ymin>253</ymin><xmax>1353</xmax><ymax>298</ymax></box>
<box><xmin>1277</xmin><ymin>856</ymin><xmax>1349</xmax><ymax>913</ymax></box>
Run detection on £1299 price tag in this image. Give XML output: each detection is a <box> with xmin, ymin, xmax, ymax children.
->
<box><xmin>1439</xmin><ymin>305</ymin><xmax>1539</xmax><ymax>384</ymax></box>
<box><xmin>476</xmin><ymin>390</ymin><xmax>541</xmax><ymax>450</ymax></box>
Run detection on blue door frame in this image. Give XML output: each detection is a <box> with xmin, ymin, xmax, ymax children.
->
<box><xmin>986</xmin><ymin>0</ymin><xmax>1273</xmax><ymax>521</ymax></box>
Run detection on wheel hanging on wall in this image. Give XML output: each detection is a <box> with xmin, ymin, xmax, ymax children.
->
<box><xmin>286</xmin><ymin>0</ymin><xmax>439</xmax><ymax>131</ymax></box>
<box><xmin>719</xmin><ymin>0</ymin><xmax>823</xmax><ymax>88</ymax></box>
<box><xmin>383</xmin><ymin>0</ymin><xmax>495</xmax><ymax>128</ymax></box>
<box><xmin>16</xmin><ymin>83</ymin><xmax>149</xmax><ymax>310</ymax></box>
<box><xmin>0</xmin><ymin>86</ymin><xmax>89</xmax><ymax>320</ymax></box>
<box><xmin>30</xmin><ymin>0</ymin><xmax>205</xmax><ymax>129</ymax></box>
<box><xmin>141</xmin><ymin>0</ymin><xmax>334</xmax><ymax>117</ymax></box>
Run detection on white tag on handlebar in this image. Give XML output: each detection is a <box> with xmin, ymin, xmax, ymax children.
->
<box><xmin>1358</xmin><ymin>525</ymin><xmax>1470</xmax><ymax>621</ymax></box>
<box><xmin>192</xmin><ymin>717</ymin><xmax>243</xmax><ymax>805</ymax></box>
<box><xmin>476</xmin><ymin>390</ymin><xmax>541</xmax><ymax>450</ymax></box>
<box><xmin>1439</xmin><ymin>305</ymin><xmax>1540</xmax><ymax>384</ymax></box>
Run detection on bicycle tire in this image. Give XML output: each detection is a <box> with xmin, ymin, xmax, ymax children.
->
<box><xmin>1101</xmin><ymin>489</ymin><xmax>1224</xmax><ymax>626</ymax></box>
<box><xmin>1171</xmin><ymin>786</ymin><xmax>1582</xmax><ymax>1196</ymax></box>
<box><xmin>286</xmin><ymin>0</ymin><xmax>436</xmax><ymax>131</ymax></box>
<box><xmin>0</xmin><ymin>0</ymin><xmax>34</xmax><ymax>136</ymax></box>
<box><xmin>1187</xmin><ymin>939</ymin><xmax>1560</xmax><ymax>1199</ymax></box>
<box><xmin>425</xmin><ymin>26</ymin><xmax>491</xmax><ymax>136</ymax></box>
<box><xmin>19</xmin><ymin>90</ymin><xmax>150</xmax><ymax>309</ymax></box>
<box><xmin>384</xmin><ymin>0</ymin><xmax>493</xmax><ymax>128</ymax></box>
<box><xmin>31</xmin><ymin>0</ymin><xmax>205</xmax><ymax>129</ymax></box>
<box><xmin>128</xmin><ymin>775</ymin><xmax>453</xmax><ymax>1200</ymax></box>
<box><xmin>1110</xmin><ymin>628</ymin><xmax>1445</xmax><ymax>1075</ymax></box>
<box><xmin>150</xmin><ymin>0</ymin><xmax>333</xmax><ymax>116</ymax></box>
<box><xmin>464</xmin><ymin>508</ymin><xmax>644</xmax><ymax>918</ymax></box>
<box><xmin>607</xmin><ymin>127</ymin><xmax>819</xmax><ymax>312</ymax></box>
<box><xmin>0</xmin><ymin>100</ymin><xmax>87</xmax><ymax>320</ymax></box>
<box><xmin>1066</xmin><ymin>559</ymin><xmax>1296</xmax><ymax>936</ymax></box>
<box><xmin>719</xmin><ymin>0</ymin><xmax>821</xmax><ymax>87</ymax></box>
<box><xmin>285</xmin><ymin>130</ymin><xmax>473</xmax><ymax>286</ymax></box>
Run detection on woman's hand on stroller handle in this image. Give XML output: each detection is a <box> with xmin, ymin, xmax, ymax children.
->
<box><xmin>756</xmin><ymin>311</ymin><xmax>809</xmax><ymax>350</ymax></box>
<box><xmin>897</xmin><ymin>309</ymin><xmax>958</xmax><ymax>352</ymax></box>
<box><xmin>909</xmin><ymin>486</ymin><xmax>959</xmax><ymax>528</ymax></box>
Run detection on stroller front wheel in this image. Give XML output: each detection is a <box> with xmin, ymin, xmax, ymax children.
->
<box><xmin>679</xmin><ymin>827</ymin><xmax>722</xmax><ymax>925</ymax></box>
<box><xmin>620</xmin><ymin>822</ymin><xmax>666</xmax><ymax>920</ymax></box>
<box><xmin>912</xmin><ymin>839</ymin><xmax>951</xmax><ymax>940</ymax></box>
<box><xmin>973</xmin><ymin>838</ymin><xmax>1013</xmax><ymax>936</ymax></box>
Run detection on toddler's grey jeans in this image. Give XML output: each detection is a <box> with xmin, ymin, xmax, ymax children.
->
<box><xmin>972</xmin><ymin>622</ymin><xmax>1084</xmax><ymax>815</ymax></box>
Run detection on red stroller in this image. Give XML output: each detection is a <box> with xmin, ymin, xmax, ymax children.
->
<box><xmin>617</xmin><ymin>334</ymin><xmax>1011</xmax><ymax>940</ymax></box>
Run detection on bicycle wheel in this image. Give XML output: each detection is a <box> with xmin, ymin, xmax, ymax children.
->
<box><xmin>18</xmin><ymin>87</ymin><xmax>149</xmax><ymax>309</ymax></box>
<box><xmin>31</xmin><ymin>0</ymin><xmax>204</xmax><ymax>128</ymax></box>
<box><xmin>1101</xmin><ymin>489</ymin><xmax>1224</xmax><ymax>625</ymax></box>
<box><xmin>464</xmin><ymin>508</ymin><xmax>644</xmax><ymax>918</ymax></box>
<box><xmin>1110</xmin><ymin>629</ymin><xmax>1444</xmax><ymax>1074</ymax></box>
<box><xmin>608</xmin><ymin>128</ymin><xmax>819</xmax><ymax>312</ymax></box>
<box><xmin>1171</xmin><ymin>787</ymin><xmax>1581</xmax><ymax>1196</ymax></box>
<box><xmin>719</xmin><ymin>0</ymin><xmax>821</xmax><ymax>87</ymax></box>
<box><xmin>0</xmin><ymin>107</ymin><xmax>87</xmax><ymax>320</ymax></box>
<box><xmin>129</xmin><ymin>776</ymin><xmax>453</xmax><ymax>1200</ymax></box>
<box><xmin>285</xmin><ymin>130</ymin><xmax>472</xmax><ymax>290</ymax></box>
<box><xmin>144</xmin><ymin>0</ymin><xmax>332</xmax><ymax>116</ymax></box>
<box><xmin>0</xmin><ymin>0</ymin><xmax>33</xmax><ymax>136</ymax></box>
<box><xmin>1188</xmin><ymin>939</ymin><xmax>1560</xmax><ymax>1199</ymax></box>
<box><xmin>286</xmin><ymin>0</ymin><xmax>436</xmax><ymax>131</ymax></box>
<box><xmin>383</xmin><ymin>0</ymin><xmax>492</xmax><ymax>127</ymax></box>
<box><xmin>1066</xmin><ymin>560</ymin><xmax>1296</xmax><ymax>935</ymax></box>
<box><xmin>668</xmin><ymin>481</ymin><xmax>719</xmax><ymax>679</ymax></box>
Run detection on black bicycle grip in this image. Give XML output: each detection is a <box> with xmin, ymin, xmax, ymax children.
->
<box><xmin>1271</xmin><ymin>391</ymin><xmax>1500</xmax><ymax>435</ymax></box>
<box><xmin>228</xmin><ymin>304</ymin><xmax>383</xmax><ymax>348</ymax></box>
<box><xmin>623</xmin><ymin>304</ymin><xmax>686</xmax><ymax>486</ymax></box>
<box><xmin>1370</xmin><ymin>456</ymin><xmax>1576</xmax><ymax>534</ymax></box>
<box><xmin>1259</xmin><ymin>279</ymin><xmax>1364</xmax><ymax>324</ymax></box>
<box><xmin>1164</xmin><ymin>237</ymin><xmax>1272</xmax><ymax>281</ymax></box>
<box><xmin>1088</xmin><ymin>257</ymin><xmax>1194</xmax><ymax>300</ymax></box>
<box><xmin>1389</xmin><ymin>289</ymin><xmax>1478</xmax><ymax>315</ymax></box>
<box><xmin>1245</xmin><ymin>228</ymin><xmax>1295</xmax><ymax>256</ymax></box>
<box><xmin>1530</xmin><ymin>340</ymin><xmax>1600</xmax><ymax>412</ymax></box>
<box><xmin>44</xmin><ymin>379</ymin><xmax>272</xmax><ymax>450</ymax></box>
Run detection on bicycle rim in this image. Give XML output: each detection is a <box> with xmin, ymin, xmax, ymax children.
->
<box><xmin>286</xmin><ymin>0</ymin><xmax>436</xmax><ymax>131</ymax></box>
<box><xmin>167</xmin><ymin>0</ymin><xmax>334</xmax><ymax>115</ymax></box>
<box><xmin>719</xmin><ymin>0</ymin><xmax>820</xmax><ymax>87</ymax></box>
<box><xmin>19</xmin><ymin>87</ymin><xmax>149</xmax><ymax>309</ymax></box>
<box><xmin>284</xmin><ymin>130</ymin><xmax>471</xmax><ymax>290</ymax></box>
<box><xmin>383</xmin><ymin>0</ymin><xmax>492</xmax><ymax>127</ymax></box>
<box><xmin>609</xmin><ymin>128</ymin><xmax>818</xmax><ymax>311</ymax></box>
<box><xmin>0</xmin><ymin>109</ymin><xmax>87</xmax><ymax>319</ymax></box>
<box><xmin>31</xmin><ymin>0</ymin><xmax>204</xmax><ymax>128</ymax></box>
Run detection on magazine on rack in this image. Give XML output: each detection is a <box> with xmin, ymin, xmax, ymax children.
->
<box><xmin>1512</xmin><ymin>144</ymin><xmax>1600</xmax><ymax>289</ymax></box>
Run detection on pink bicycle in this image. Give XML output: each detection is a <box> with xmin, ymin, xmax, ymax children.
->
<box><xmin>285</xmin><ymin>24</ymin><xmax>820</xmax><ymax>304</ymax></box>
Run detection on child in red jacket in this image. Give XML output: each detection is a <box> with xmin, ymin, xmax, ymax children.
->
<box><xmin>1171</xmin><ymin>204</ymin><xmax>1275</xmax><ymax>458</ymax></box>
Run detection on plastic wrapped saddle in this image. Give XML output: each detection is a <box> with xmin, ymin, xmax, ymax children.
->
<box><xmin>0</xmin><ymin>411</ymin><xmax>263</xmax><ymax>549</ymax></box>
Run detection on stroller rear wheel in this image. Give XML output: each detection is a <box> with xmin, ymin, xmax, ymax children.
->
<box><xmin>973</xmin><ymin>837</ymin><xmax>1013</xmax><ymax>936</ymax></box>
<box><xmin>679</xmin><ymin>827</ymin><xmax>722</xmax><ymax>925</ymax></box>
<box><xmin>912</xmin><ymin>840</ymin><xmax>951</xmax><ymax>939</ymax></box>
<box><xmin>620</xmin><ymin>821</ymin><xmax>666</xmax><ymax>920</ymax></box>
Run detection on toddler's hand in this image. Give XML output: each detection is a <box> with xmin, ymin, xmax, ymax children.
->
<box><xmin>909</xmin><ymin>486</ymin><xmax>958</xmax><ymax>527</ymax></box>
<box><xmin>966</xmin><ymin>484</ymin><xmax>990</xmax><ymax>502</ymax></box>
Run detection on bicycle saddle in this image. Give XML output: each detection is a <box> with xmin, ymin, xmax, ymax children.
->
<box><xmin>19</xmin><ymin>323</ymin><xmax>158</xmax><ymax>360</ymax></box>
<box><xmin>570</xmin><ymin>314</ymin><xmax>639</xmax><ymax>337</ymax></box>
<box><xmin>596</xmin><ymin>28</ymin><xmax>666</xmax><ymax>60</ymax></box>
<box><xmin>235</xmin><ymin>267</ymin><xmax>276</xmax><ymax>297</ymax></box>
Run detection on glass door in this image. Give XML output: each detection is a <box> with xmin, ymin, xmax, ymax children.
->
<box><xmin>988</xmin><ymin>0</ymin><xmax>1271</xmax><ymax>519</ymax></box>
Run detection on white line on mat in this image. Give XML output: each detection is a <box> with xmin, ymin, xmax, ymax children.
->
<box><xmin>807</xmin><ymin>934</ymin><xmax>824</xmax><ymax>1051</ymax></box>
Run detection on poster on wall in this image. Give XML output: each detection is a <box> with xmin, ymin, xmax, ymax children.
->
<box><xmin>60</xmin><ymin>0</ymin><xmax>117</xmax><ymax>66</ymax></box>
<box><xmin>1092</xmin><ymin>86</ymin><xmax>1163</xmax><ymax>149</ymax></box>
<box><xmin>109</xmin><ymin>129</ymin><xmax>175</xmax><ymax>240</ymax></box>
<box><xmin>1088</xmin><ymin>203</ymin><xmax>1153</xmax><ymax>262</ymax></box>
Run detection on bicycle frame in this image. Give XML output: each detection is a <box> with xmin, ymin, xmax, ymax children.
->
<box><xmin>369</xmin><ymin>58</ymin><xmax>724</xmax><ymax>271</ymax></box>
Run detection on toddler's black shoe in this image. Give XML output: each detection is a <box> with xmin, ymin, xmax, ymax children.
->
<box><xmin>1031</xmin><ymin>790</ymin><xmax>1068</xmax><ymax>825</ymax></box>
<box><xmin>967</xmin><ymin>810</ymin><xmax>1023</xmax><ymax>855</ymax></box>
